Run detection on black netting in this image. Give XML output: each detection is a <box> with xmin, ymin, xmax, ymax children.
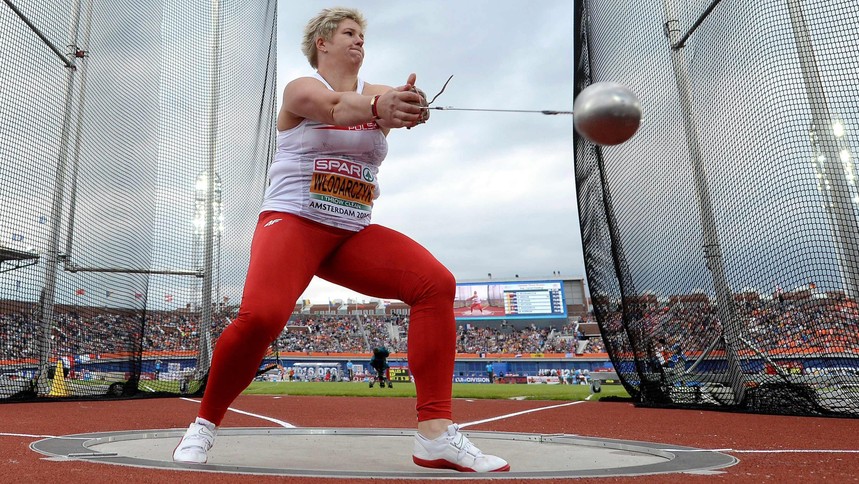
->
<box><xmin>575</xmin><ymin>0</ymin><xmax>859</xmax><ymax>417</ymax></box>
<box><xmin>1</xmin><ymin>1</ymin><xmax>276</xmax><ymax>400</ymax></box>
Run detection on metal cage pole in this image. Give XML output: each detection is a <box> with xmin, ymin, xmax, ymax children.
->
<box><xmin>663</xmin><ymin>0</ymin><xmax>747</xmax><ymax>404</ymax></box>
<box><xmin>63</xmin><ymin>0</ymin><xmax>95</xmax><ymax>265</ymax></box>
<box><xmin>38</xmin><ymin>0</ymin><xmax>84</xmax><ymax>394</ymax></box>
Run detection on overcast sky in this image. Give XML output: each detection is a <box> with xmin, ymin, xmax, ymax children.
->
<box><xmin>2</xmin><ymin>1</ymin><xmax>855</xmax><ymax>308</ymax></box>
<box><xmin>278</xmin><ymin>1</ymin><xmax>582</xmax><ymax>303</ymax></box>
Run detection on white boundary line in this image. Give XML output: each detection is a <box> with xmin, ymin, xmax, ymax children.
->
<box><xmin>1</xmin><ymin>432</ymin><xmax>63</xmax><ymax>439</ymax></box>
<box><xmin>459</xmin><ymin>400</ymin><xmax>585</xmax><ymax>428</ymax></box>
<box><xmin>0</xmin><ymin>432</ymin><xmax>92</xmax><ymax>440</ymax></box>
<box><xmin>180</xmin><ymin>397</ymin><xmax>295</xmax><ymax>428</ymax></box>
<box><xmin>456</xmin><ymin>402</ymin><xmax>859</xmax><ymax>455</ymax></box>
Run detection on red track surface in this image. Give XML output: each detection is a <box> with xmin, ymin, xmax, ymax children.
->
<box><xmin>1</xmin><ymin>395</ymin><xmax>857</xmax><ymax>483</ymax></box>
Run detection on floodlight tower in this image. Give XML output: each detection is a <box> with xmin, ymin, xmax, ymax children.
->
<box><xmin>789</xmin><ymin>0</ymin><xmax>859</xmax><ymax>300</ymax></box>
<box><xmin>193</xmin><ymin>172</ymin><xmax>223</xmax><ymax>292</ymax></box>
<box><xmin>195</xmin><ymin>0</ymin><xmax>223</xmax><ymax>379</ymax></box>
<box><xmin>193</xmin><ymin>171</ymin><xmax>222</xmax><ymax>375</ymax></box>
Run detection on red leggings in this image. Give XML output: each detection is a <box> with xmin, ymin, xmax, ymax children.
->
<box><xmin>199</xmin><ymin>212</ymin><xmax>455</xmax><ymax>424</ymax></box>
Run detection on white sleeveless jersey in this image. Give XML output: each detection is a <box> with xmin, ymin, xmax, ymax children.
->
<box><xmin>261</xmin><ymin>73</ymin><xmax>388</xmax><ymax>231</ymax></box>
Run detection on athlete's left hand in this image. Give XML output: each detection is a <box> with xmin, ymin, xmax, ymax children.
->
<box><xmin>405</xmin><ymin>86</ymin><xmax>429</xmax><ymax>129</ymax></box>
<box><xmin>412</xmin><ymin>86</ymin><xmax>429</xmax><ymax>124</ymax></box>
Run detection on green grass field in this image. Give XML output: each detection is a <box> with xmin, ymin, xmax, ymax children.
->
<box><xmin>243</xmin><ymin>381</ymin><xmax>630</xmax><ymax>401</ymax></box>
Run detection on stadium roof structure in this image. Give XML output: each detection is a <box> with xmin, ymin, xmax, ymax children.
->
<box><xmin>0</xmin><ymin>246</ymin><xmax>39</xmax><ymax>274</ymax></box>
<box><xmin>457</xmin><ymin>275</ymin><xmax>584</xmax><ymax>284</ymax></box>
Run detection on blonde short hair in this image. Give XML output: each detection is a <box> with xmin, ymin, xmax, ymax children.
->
<box><xmin>301</xmin><ymin>7</ymin><xmax>367</xmax><ymax>69</ymax></box>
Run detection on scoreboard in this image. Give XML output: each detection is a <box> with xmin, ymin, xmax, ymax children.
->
<box><xmin>502</xmin><ymin>284</ymin><xmax>565</xmax><ymax>316</ymax></box>
<box><xmin>455</xmin><ymin>280</ymin><xmax>567</xmax><ymax>320</ymax></box>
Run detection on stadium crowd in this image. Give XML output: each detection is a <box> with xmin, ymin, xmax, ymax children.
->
<box><xmin>455</xmin><ymin>321</ymin><xmax>605</xmax><ymax>355</ymax></box>
<box><xmin>0</xmin><ymin>309</ymin><xmax>607</xmax><ymax>360</ymax></box>
<box><xmin>599</xmin><ymin>294</ymin><xmax>858</xmax><ymax>364</ymax></box>
<box><xmin>3</xmin><ymin>293</ymin><xmax>854</xmax><ymax>362</ymax></box>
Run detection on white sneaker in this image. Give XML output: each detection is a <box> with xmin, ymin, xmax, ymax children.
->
<box><xmin>412</xmin><ymin>424</ymin><xmax>510</xmax><ymax>472</ymax></box>
<box><xmin>172</xmin><ymin>419</ymin><xmax>216</xmax><ymax>464</ymax></box>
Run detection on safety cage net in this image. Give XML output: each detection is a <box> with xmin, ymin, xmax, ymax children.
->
<box><xmin>0</xmin><ymin>0</ymin><xmax>277</xmax><ymax>400</ymax></box>
<box><xmin>574</xmin><ymin>0</ymin><xmax>859</xmax><ymax>417</ymax></box>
